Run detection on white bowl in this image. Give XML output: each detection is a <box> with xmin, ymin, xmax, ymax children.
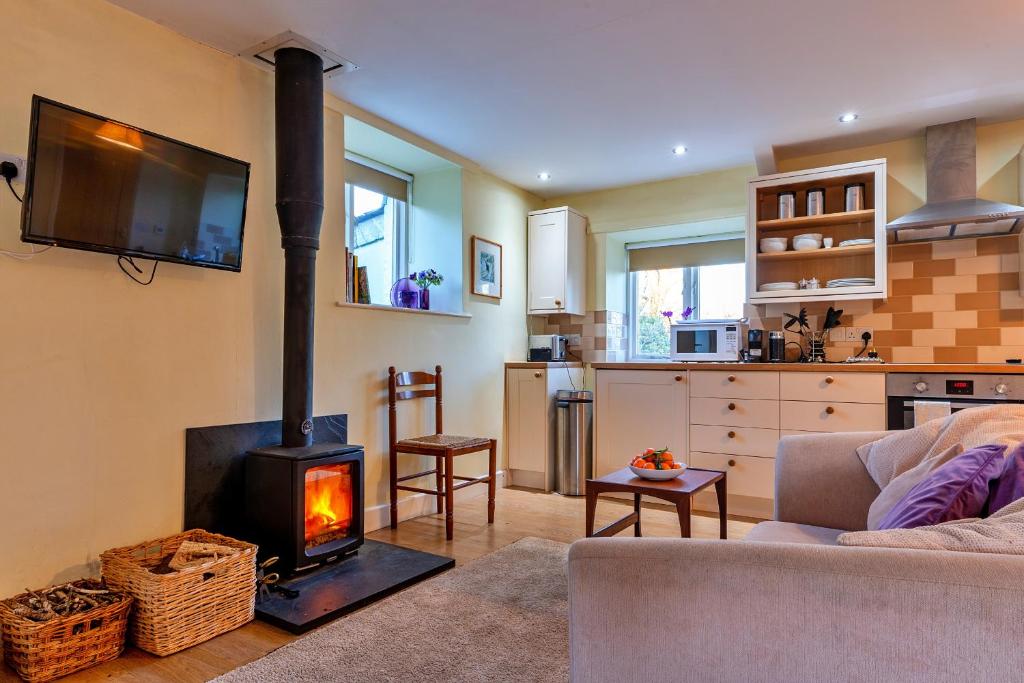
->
<box><xmin>629</xmin><ymin>463</ymin><xmax>687</xmax><ymax>480</ymax></box>
<box><xmin>794</xmin><ymin>233</ymin><xmax>823</xmax><ymax>241</ymax></box>
<box><xmin>792</xmin><ymin>237</ymin><xmax>822</xmax><ymax>251</ymax></box>
<box><xmin>759</xmin><ymin>237</ymin><xmax>788</xmax><ymax>253</ymax></box>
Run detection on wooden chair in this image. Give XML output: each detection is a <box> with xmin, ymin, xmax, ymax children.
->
<box><xmin>388</xmin><ymin>365</ymin><xmax>496</xmax><ymax>540</ymax></box>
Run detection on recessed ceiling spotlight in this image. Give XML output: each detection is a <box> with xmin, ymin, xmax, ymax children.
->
<box><xmin>838</xmin><ymin>112</ymin><xmax>859</xmax><ymax>123</ymax></box>
<box><xmin>537</xmin><ymin>171</ymin><xmax>551</xmax><ymax>181</ymax></box>
<box><xmin>672</xmin><ymin>145</ymin><xmax>687</xmax><ymax>156</ymax></box>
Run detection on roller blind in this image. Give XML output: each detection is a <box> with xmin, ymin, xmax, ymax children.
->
<box><xmin>627</xmin><ymin>237</ymin><xmax>745</xmax><ymax>272</ymax></box>
<box><xmin>345</xmin><ymin>158</ymin><xmax>409</xmax><ymax>202</ymax></box>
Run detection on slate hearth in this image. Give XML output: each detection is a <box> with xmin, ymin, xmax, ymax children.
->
<box><xmin>256</xmin><ymin>540</ymin><xmax>454</xmax><ymax>634</ymax></box>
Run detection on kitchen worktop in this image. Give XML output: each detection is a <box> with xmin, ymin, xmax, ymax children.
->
<box><xmin>590</xmin><ymin>362</ymin><xmax>1024</xmax><ymax>374</ymax></box>
<box><xmin>505</xmin><ymin>361</ymin><xmax>584</xmax><ymax>369</ymax></box>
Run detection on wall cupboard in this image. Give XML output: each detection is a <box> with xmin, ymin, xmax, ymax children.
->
<box><xmin>746</xmin><ymin>159</ymin><xmax>888</xmax><ymax>304</ymax></box>
<box><xmin>527</xmin><ymin>206</ymin><xmax>587</xmax><ymax>315</ymax></box>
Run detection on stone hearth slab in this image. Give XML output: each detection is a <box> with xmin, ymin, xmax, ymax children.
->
<box><xmin>255</xmin><ymin>540</ymin><xmax>454</xmax><ymax>633</ymax></box>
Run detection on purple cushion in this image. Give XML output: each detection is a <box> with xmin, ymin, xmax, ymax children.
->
<box><xmin>989</xmin><ymin>442</ymin><xmax>1024</xmax><ymax>515</ymax></box>
<box><xmin>877</xmin><ymin>443</ymin><xmax>1007</xmax><ymax>530</ymax></box>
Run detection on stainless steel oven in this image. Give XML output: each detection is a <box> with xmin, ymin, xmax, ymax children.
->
<box><xmin>886</xmin><ymin>373</ymin><xmax>1024</xmax><ymax>429</ymax></box>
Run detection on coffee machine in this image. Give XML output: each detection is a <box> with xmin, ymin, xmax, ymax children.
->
<box><xmin>746</xmin><ymin>329</ymin><xmax>764</xmax><ymax>362</ymax></box>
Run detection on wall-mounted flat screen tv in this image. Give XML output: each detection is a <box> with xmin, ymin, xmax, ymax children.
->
<box><xmin>21</xmin><ymin>96</ymin><xmax>250</xmax><ymax>272</ymax></box>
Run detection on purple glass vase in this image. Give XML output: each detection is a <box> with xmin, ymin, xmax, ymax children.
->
<box><xmin>419</xmin><ymin>288</ymin><xmax>430</xmax><ymax>310</ymax></box>
<box><xmin>399</xmin><ymin>290</ymin><xmax>419</xmax><ymax>309</ymax></box>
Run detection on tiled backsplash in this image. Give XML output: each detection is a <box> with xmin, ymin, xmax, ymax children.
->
<box><xmin>750</xmin><ymin>234</ymin><xmax>1023</xmax><ymax>363</ymax></box>
<box><xmin>533</xmin><ymin>310</ymin><xmax>628</xmax><ymax>362</ymax></box>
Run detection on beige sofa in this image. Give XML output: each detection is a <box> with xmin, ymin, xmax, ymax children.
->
<box><xmin>568</xmin><ymin>431</ymin><xmax>1024</xmax><ymax>682</ymax></box>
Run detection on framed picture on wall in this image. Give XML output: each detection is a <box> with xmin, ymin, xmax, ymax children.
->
<box><xmin>471</xmin><ymin>236</ymin><xmax>502</xmax><ymax>299</ymax></box>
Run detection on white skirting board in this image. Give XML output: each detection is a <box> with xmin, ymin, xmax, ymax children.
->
<box><xmin>363</xmin><ymin>470</ymin><xmax>507</xmax><ymax>533</ymax></box>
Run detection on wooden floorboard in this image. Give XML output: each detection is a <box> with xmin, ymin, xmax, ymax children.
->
<box><xmin>1</xmin><ymin>487</ymin><xmax>755</xmax><ymax>682</ymax></box>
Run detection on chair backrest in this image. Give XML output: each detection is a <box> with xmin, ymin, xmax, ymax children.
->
<box><xmin>388</xmin><ymin>365</ymin><xmax>443</xmax><ymax>444</ymax></box>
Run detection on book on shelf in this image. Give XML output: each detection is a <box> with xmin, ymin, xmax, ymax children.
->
<box><xmin>345</xmin><ymin>248</ymin><xmax>354</xmax><ymax>303</ymax></box>
<box><xmin>357</xmin><ymin>266</ymin><xmax>370</xmax><ymax>304</ymax></box>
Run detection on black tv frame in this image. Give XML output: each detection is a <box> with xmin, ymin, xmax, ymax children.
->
<box><xmin>20</xmin><ymin>95</ymin><xmax>252</xmax><ymax>273</ymax></box>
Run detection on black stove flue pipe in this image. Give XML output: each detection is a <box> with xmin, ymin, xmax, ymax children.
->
<box><xmin>275</xmin><ymin>47</ymin><xmax>324</xmax><ymax>448</ymax></box>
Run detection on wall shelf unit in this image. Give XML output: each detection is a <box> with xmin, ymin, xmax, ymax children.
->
<box><xmin>746</xmin><ymin>159</ymin><xmax>887</xmax><ymax>304</ymax></box>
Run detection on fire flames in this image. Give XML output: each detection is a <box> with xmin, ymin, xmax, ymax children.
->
<box><xmin>304</xmin><ymin>463</ymin><xmax>353</xmax><ymax>548</ymax></box>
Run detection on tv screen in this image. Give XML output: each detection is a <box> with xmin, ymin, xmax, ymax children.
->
<box><xmin>21</xmin><ymin>96</ymin><xmax>250</xmax><ymax>272</ymax></box>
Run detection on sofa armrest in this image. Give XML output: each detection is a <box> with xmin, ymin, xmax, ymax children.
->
<box><xmin>568</xmin><ymin>538</ymin><xmax>1024</xmax><ymax>683</ymax></box>
<box><xmin>774</xmin><ymin>431</ymin><xmax>887</xmax><ymax>530</ymax></box>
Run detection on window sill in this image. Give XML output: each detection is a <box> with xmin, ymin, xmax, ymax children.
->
<box><xmin>334</xmin><ymin>301</ymin><xmax>472</xmax><ymax>320</ymax></box>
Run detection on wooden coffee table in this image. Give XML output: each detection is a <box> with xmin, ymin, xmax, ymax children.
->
<box><xmin>585</xmin><ymin>467</ymin><xmax>727</xmax><ymax>539</ymax></box>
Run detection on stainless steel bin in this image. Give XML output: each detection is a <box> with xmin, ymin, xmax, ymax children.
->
<box><xmin>555</xmin><ymin>389</ymin><xmax>593</xmax><ymax>496</ymax></box>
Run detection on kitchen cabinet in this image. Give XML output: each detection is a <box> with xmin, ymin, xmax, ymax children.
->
<box><xmin>504</xmin><ymin>365</ymin><xmax>584</xmax><ymax>491</ymax></box>
<box><xmin>747</xmin><ymin>159</ymin><xmax>888</xmax><ymax>304</ymax></box>
<box><xmin>527</xmin><ymin>206</ymin><xmax>587</xmax><ymax>315</ymax></box>
<box><xmin>593</xmin><ymin>370</ymin><xmax>687</xmax><ymax>478</ymax></box>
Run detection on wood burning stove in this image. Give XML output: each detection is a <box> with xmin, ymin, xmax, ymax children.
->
<box><xmin>246</xmin><ymin>443</ymin><xmax>364</xmax><ymax>574</ymax></box>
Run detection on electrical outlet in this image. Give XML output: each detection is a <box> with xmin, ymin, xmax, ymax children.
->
<box><xmin>854</xmin><ymin>327</ymin><xmax>873</xmax><ymax>343</ymax></box>
<box><xmin>844</xmin><ymin>327</ymin><xmax>860</xmax><ymax>342</ymax></box>
<box><xmin>566</xmin><ymin>333</ymin><xmax>582</xmax><ymax>347</ymax></box>
<box><xmin>0</xmin><ymin>153</ymin><xmax>26</xmax><ymax>183</ymax></box>
<box><xmin>829</xmin><ymin>326</ymin><xmax>846</xmax><ymax>342</ymax></box>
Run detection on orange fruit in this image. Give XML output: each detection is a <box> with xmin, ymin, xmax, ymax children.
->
<box><xmin>643</xmin><ymin>462</ymin><xmax>655</xmax><ymax>470</ymax></box>
<box><xmin>662</xmin><ymin>451</ymin><xmax>674</xmax><ymax>461</ymax></box>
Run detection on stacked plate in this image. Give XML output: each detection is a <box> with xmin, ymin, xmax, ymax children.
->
<box><xmin>759</xmin><ymin>281</ymin><xmax>799</xmax><ymax>292</ymax></box>
<box><xmin>827</xmin><ymin>277</ymin><xmax>874</xmax><ymax>288</ymax></box>
<box><xmin>838</xmin><ymin>238</ymin><xmax>874</xmax><ymax>248</ymax></box>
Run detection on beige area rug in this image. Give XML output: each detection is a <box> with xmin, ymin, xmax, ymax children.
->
<box><xmin>215</xmin><ymin>537</ymin><xmax>569</xmax><ymax>682</ymax></box>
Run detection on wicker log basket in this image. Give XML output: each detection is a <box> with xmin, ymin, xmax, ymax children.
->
<box><xmin>100</xmin><ymin>529</ymin><xmax>257</xmax><ymax>656</ymax></box>
<box><xmin>0</xmin><ymin>583</ymin><xmax>131</xmax><ymax>682</ymax></box>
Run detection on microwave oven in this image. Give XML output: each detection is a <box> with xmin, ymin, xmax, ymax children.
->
<box><xmin>669</xmin><ymin>320</ymin><xmax>747</xmax><ymax>361</ymax></box>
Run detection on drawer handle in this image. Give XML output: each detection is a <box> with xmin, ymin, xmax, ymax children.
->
<box><xmin>555</xmin><ymin>299</ymin><xmax>562</xmax><ymax>307</ymax></box>
<box><xmin>674</xmin><ymin>375</ymin><xmax>683</xmax><ymax>382</ymax></box>
<box><xmin>825</xmin><ymin>406</ymin><xmax>835</xmax><ymax>415</ymax></box>
<box><xmin>727</xmin><ymin>374</ymin><xmax>736</xmax><ymax>382</ymax></box>
<box><xmin>825</xmin><ymin>376</ymin><xmax>835</xmax><ymax>385</ymax></box>
<box><xmin>728</xmin><ymin>459</ymin><xmax>736</xmax><ymax>467</ymax></box>
<box><xmin>534</xmin><ymin>371</ymin><xmax>542</xmax><ymax>378</ymax></box>
<box><xmin>727</xmin><ymin>402</ymin><xmax>736</xmax><ymax>411</ymax></box>
<box><xmin>727</xmin><ymin>430</ymin><xmax>736</xmax><ymax>439</ymax></box>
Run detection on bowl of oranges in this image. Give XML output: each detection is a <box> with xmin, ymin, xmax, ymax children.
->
<box><xmin>629</xmin><ymin>448</ymin><xmax>686</xmax><ymax>480</ymax></box>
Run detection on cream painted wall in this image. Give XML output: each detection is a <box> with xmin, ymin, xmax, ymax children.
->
<box><xmin>776</xmin><ymin>118</ymin><xmax>1024</xmax><ymax>218</ymax></box>
<box><xmin>0</xmin><ymin>0</ymin><xmax>539</xmax><ymax>596</ymax></box>
<box><xmin>544</xmin><ymin>165</ymin><xmax>754</xmax><ymax>310</ymax></box>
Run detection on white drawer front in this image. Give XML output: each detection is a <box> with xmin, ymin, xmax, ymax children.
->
<box><xmin>780</xmin><ymin>400</ymin><xmax>886</xmax><ymax>433</ymax></box>
<box><xmin>779</xmin><ymin>372</ymin><xmax>885</xmax><ymax>404</ymax></box>
<box><xmin>690</xmin><ymin>452</ymin><xmax>775</xmax><ymax>499</ymax></box>
<box><xmin>690</xmin><ymin>371</ymin><xmax>779</xmax><ymax>400</ymax></box>
<box><xmin>689</xmin><ymin>397</ymin><xmax>780</xmax><ymax>429</ymax></box>
<box><xmin>690</xmin><ymin>425</ymin><xmax>779</xmax><ymax>458</ymax></box>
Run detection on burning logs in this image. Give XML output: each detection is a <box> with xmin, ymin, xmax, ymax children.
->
<box><xmin>7</xmin><ymin>579</ymin><xmax>121</xmax><ymax>622</ymax></box>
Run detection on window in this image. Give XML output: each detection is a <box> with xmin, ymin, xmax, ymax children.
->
<box><xmin>344</xmin><ymin>154</ymin><xmax>410</xmax><ymax>305</ymax></box>
<box><xmin>630</xmin><ymin>262</ymin><xmax>746</xmax><ymax>358</ymax></box>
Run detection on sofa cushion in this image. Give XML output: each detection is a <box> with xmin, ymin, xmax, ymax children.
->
<box><xmin>838</xmin><ymin>497</ymin><xmax>1024</xmax><ymax>554</ymax></box>
<box><xmin>856</xmin><ymin>405</ymin><xmax>1024</xmax><ymax>489</ymax></box>
<box><xmin>743</xmin><ymin>522</ymin><xmax>844</xmax><ymax>545</ymax></box>
<box><xmin>989</xmin><ymin>442</ymin><xmax>1024</xmax><ymax>515</ymax></box>
<box><xmin>866</xmin><ymin>444</ymin><xmax>963</xmax><ymax>530</ymax></box>
<box><xmin>876</xmin><ymin>443</ymin><xmax>1007</xmax><ymax>530</ymax></box>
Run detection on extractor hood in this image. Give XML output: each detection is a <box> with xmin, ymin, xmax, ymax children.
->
<box><xmin>887</xmin><ymin>118</ymin><xmax>1024</xmax><ymax>243</ymax></box>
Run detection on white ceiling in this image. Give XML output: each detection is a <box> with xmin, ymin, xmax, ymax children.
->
<box><xmin>110</xmin><ymin>0</ymin><xmax>1024</xmax><ymax>197</ymax></box>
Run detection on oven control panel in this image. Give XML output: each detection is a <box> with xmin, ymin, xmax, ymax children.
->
<box><xmin>888</xmin><ymin>373</ymin><xmax>1022</xmax><ymax>400</ymax></box>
